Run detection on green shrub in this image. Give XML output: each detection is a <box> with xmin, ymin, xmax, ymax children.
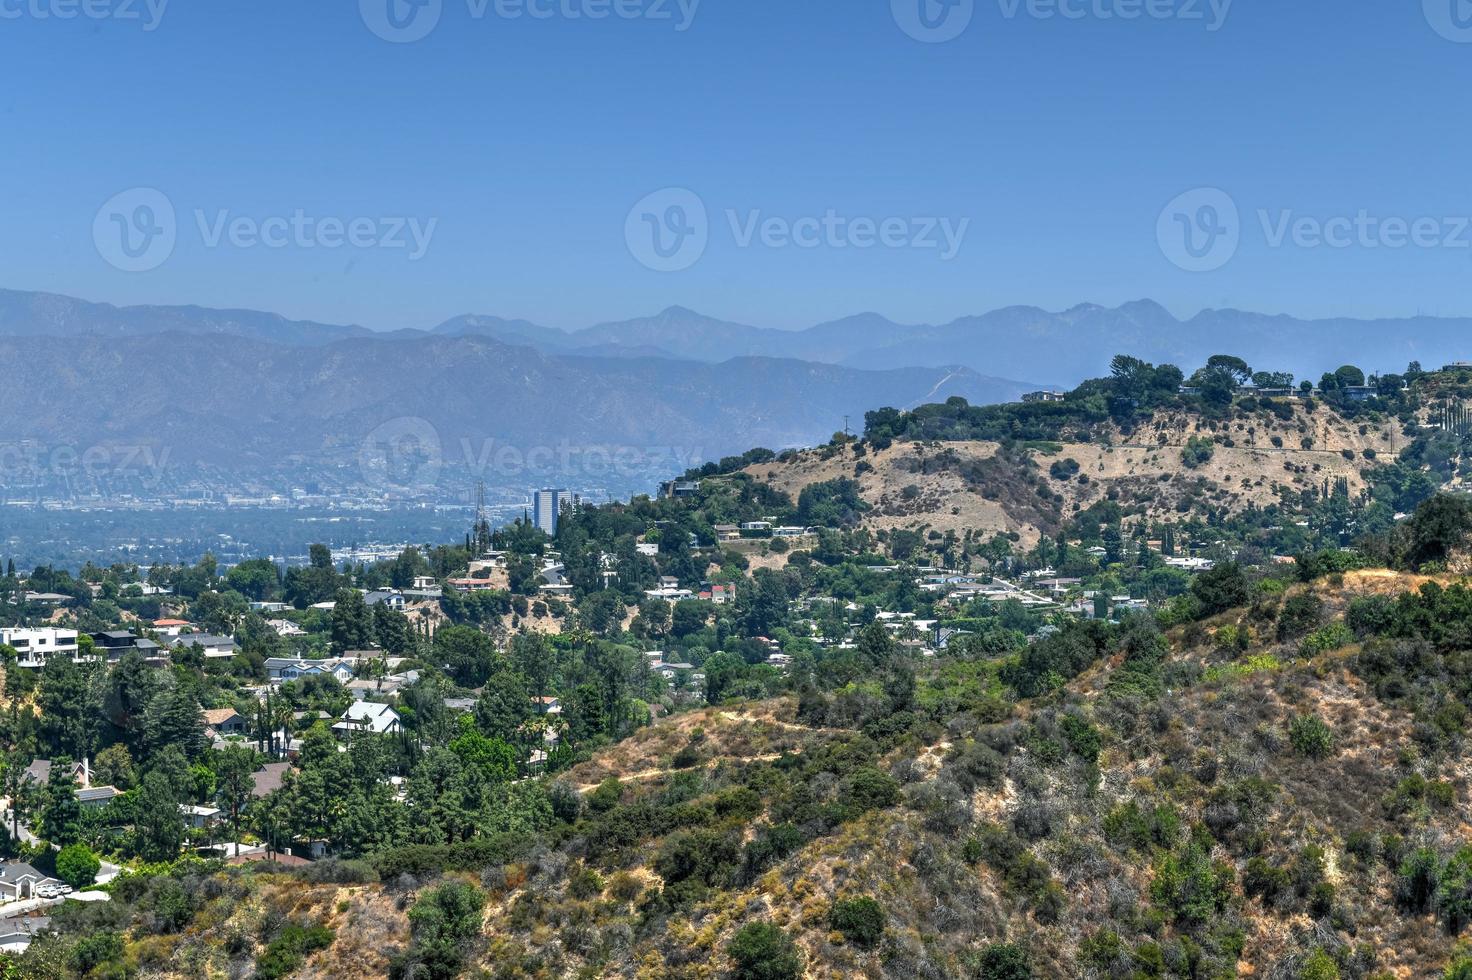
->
<box><xmin>1243</xmin><ymin>857</ymin><xmax>1289</xmax><ymax>904</ymax></box>
<box><xmin>1182</xmin><ymin>437</ymin><xmax>1215</xmax><ymax>469</ymax></box>
<box><xmin>70</xmin><ymin>931</ymin><xmax>125</xmax><ymax>975</ymax></box>
<box><xmin>1078</xmin><ymin>930</ymin><xmax>1125</xmax><ymax>971</ymax></box>
<box><xmin>390</xmin><ymin>881</ymin><xmax>486</xmax><ymax>980</ymax></box>
<box><xmin>828</xmin><ymin>896</ymin><xmax>885</xmax><ymax>947</ymax></box>
<box><xmin>1102</xmin><ymin>801</ymin><xmax>1180</xmax><ymax>852</ymax></box>
<box><xmin>257</xmin><ymin>923</ymin><xmax>335</xmax><ymax>980</ymax></box>
<box><xmin>588</xmin><ymin>778</ymin><xmax>622</xmax><ymax>814</ymax></box>
<box><xmin>1277</xmin><ymin>593</ymin><xmax>1324</xmax><ymax>641</ymax></box>
<box><xmin>1398</xmin><ymin>847</ymin><xmax>1441</xmax><ymax>912</ymax></box>
<box><xmin>1344</xmin><ymin>830</ymin><xmax>1376</xmax><ymax>864</ymax></box>
<box><xmin>977</xmin><ymin>942</ymin><xmax>1032</xmax><ymax>979</ymax></box>
<box><xmin>1299</xmin><ymin>623</ymin><xmax>1354</xmax><ymax>658</ymax></box>
<box><xmin>729</xmin><ymin>922</ymin><xmax>803</xmax><ymax>980</ymax></box>
<box><xmin>567</xmin><ymin>865</ymin><xmax>603</xmax><ymax>900</ymax></box>
<box><xmin>1288</xmin><ymin>714</ymin><xmax>1336</xmax><ymax>759</ymax></box>
<box><xmin>1150</xmin><ymin>840</ymin><xmax>1234</xmax><ymax>925</ymax></box>
<box><xmin>1438</xmin><ymin>847</ymin><xmax>1472</xmax><ymax>934</ymax></box>
<box><xmin>1059</xmin><ymin>714</ymin><xmax>1102</xmax><ymax>763</ymax></box>
<box><xmin>1299</xmin><ymin>948</ymin><xmax>1340</xmax><ymax>980</ymax></box>
<box><xmin>841</xmin><ymin>767</ymin><xmax>900</xmax><ymax>813</ymax></box>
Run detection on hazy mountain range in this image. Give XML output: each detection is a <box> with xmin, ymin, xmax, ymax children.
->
<box><xmin>0</xmin><ymin>286</ymin><xmax>1462</xmax><ymax>498</ymax></box>
<box><xmin>6</xmin><ymin>288</ymin><xmax>1464</xmax><ymax>386</ymax></box>
<box><xmin>0</xmin><ymin>290</ymin><xmax>1028</xmax><ymax>497</ymax></box>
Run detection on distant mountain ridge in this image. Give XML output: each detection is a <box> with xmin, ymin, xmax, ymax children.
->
<box><xmin>2</xmin><ymin>288</ymin><xmax>1465</xmax><ymax>387</ymax></box>
<box><xmin>0</xmin><ymin>324</ymin><xmax>1030</xmax><ymax>497</ymax></box>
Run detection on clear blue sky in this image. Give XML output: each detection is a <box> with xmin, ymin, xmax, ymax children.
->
<box><xmin>2</xmin><ymin>0</ymin><xmax>1468</xmax><ymax>330</ymax></box>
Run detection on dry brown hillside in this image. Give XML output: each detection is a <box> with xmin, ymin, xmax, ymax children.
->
<box><xmin>747</xmin><ymin>406</ymin><xmax>1410</xmax><ymax>547</ymax></box>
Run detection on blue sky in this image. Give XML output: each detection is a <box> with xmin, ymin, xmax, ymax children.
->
<box><xmin>2</xmin><ymin>0</ymin><xmax>1469</xmax><ymax>330</ymax></box>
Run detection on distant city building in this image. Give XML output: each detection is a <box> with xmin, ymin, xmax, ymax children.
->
<box><xmin>1021</xmin><ymin>390</ymin><xmax>1067</xmax><ymax>403</ymax></box>
<box><xmin>533</xmin><ymin>489</ymin><xmax>579</xmax><ymax>537</ymax></box>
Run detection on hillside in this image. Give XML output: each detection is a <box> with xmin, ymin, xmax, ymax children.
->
<box><xmin>746</xmin><ymin>401</ymin><xmax>1412</xmax><ymax>547</ymax></box>
<box><xmin>34</xmin><ymin>559</ymin><xmax>1472</xmax><ymax>978</ymax></box>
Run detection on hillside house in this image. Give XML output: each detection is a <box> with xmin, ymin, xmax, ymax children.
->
<box><xmin>332</xmin><ymin>701</ymin><xmax>402</xmax><ymax>737</ymax></box>
<box><xmin>89</xmin><ymin>631</ymin><xmax>165</xmax><ymax>665</ymax></box>
<box><xmin>265</xmin><ymin>657</ymin><xmax>355</xmax><ymax>685</ymax></box>
<box><xmin>267</xmin><ymin>619</ymin><xmax>305</xmax><ymax>637</ymax></box>
<box><xmin>202</xmin><ymin>708</ymin><xmax>247</xmax><ymax>737</ymax></box>
<box><xmin>0</xmin><ymin>628</ymin><xmax>79</xmax><ymax>668</ymax></box>
<box><xmin>171</xmin><ymin>633</ymin><xmax>239</xmax><ymax>659</ymax></box>
<box><xmin>0</xmin><ymin>864</ymin><xmax>50</xmax><ymax>903</ymax></box>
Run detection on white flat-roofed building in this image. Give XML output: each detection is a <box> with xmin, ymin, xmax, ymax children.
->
<box><xmin>0</xmin><ymin>628</ymin><xmax>80</xmax><ymax>668</ymax></box>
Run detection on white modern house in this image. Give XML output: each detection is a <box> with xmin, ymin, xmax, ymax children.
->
<box><xmin>0</xmin><ymin>628</ymin><xmax>80</xmax><ymax>668</ymax></box>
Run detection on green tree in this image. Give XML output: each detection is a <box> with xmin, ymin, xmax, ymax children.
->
<box><xmin>330</xmin><ymin>588</ymin><xmax>374</xmax><ymax>654</ymax></box>
<box><xmin>38</xmin><ymin>658</ymin><xmax>96</xmax><ymax>760</ymax></box>
<box><xmin>38</xmin><ymin>759</ymin><xmax>82</xmax><ymax>846</ymax></box>
<box><xmin>434</xmin><ymin>625</ymin><xmax>498</xmax><ymax>688</ymax></box>
<box><xmin>215</xmin><ymin>744</ymin><xmax>259</xmax><ymax>854</ymax></box>
<box><xmin>225</xmin><ymin>558</ymin><xmax>281</xmax><ymax>601</ymax></box>
<box><xmin>509</xmin><ymin>631</ymin><xmax>555</xmax><ymax>706</ymax></box>
<box><xmin>473</xmin><ymin>671</ymin><xmax>532</xmax><ymax>743</ymax></box>
<box><xmin>141</xmin><ymin>685</ymin><xmax>207</xmax><ymax>762</ymax></box>
<box><xmin>93</xmin><ymin>743</ymin><xmax>136</xmax><ymax>792</ymax></box>
<box><xmin>134</xmin><ymin>769</ymin><xmax>185</xmax><ymax>862</ymax></box>
<box><xmin>54</xmin><ymin>843</ymin><xmax>100</xmax><ymax>888</ymax></box>
<box><xmin>1</xmin><ymin>753</ymin><xmax>35</xmax><ymax>846</ymax></box>
<box><xmin>449</xmin><ymin>715</ymin><xmax>517</xmax><ymax>783</ymax></box>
